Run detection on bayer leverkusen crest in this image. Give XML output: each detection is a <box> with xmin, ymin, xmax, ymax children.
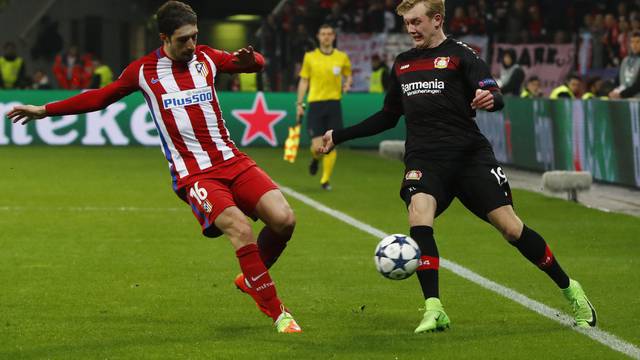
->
<box><xmin>232</xmin><ymin>92</ymin><xmax>286</xmax><ymax>146</ymax></box>
<box><xmin>405</xmin><ymin>170</ymin><xmax>423</xmax><ymax>180</ymax></box>
<box><xmin>434</xmin><ymin>57</ymin><xmax>450</xmax><ymax>69</ymax></box>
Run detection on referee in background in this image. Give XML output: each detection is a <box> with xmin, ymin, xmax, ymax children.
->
<box><xmin>296</xmin><ymin>24</ymin><xmax>352</xmax><ymax>191</ymax></box>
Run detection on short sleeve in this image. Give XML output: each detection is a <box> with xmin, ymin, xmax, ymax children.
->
<box><xmin>299</xmin><ymin>52</ymin><xmax>311</xmax><ymax>79</ymax></box>
<box><xmin>342</xmin><ymin>53</ymin><xmax>352</xmax><ymax>77</ymax></box>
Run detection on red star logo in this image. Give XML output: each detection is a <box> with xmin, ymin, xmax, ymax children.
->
<box><xmin>232</xmin><ymin>92</ymin><xmax>286</xmax><ymax>146</ymax></box>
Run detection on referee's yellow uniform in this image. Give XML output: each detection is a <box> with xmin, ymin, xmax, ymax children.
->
<box><xmin>300</xmin><ymin>48</ymin><xmax>352</xmax><ymax>188</ymax></box>
<box><xmin>300</xmin><ymin>48</ymin><xmax>352</xmax><ymax>102</ymax></box>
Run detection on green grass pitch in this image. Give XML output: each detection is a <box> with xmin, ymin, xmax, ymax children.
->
<box><xmin>0</xmin><ymin>146</ymin><xmax>638</xmax><ymax>359</ymax></box>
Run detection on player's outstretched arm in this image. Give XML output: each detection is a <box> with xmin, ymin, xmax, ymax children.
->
<box><xmin>213</xmin><ymin>46</ymin><xmax>264</xmax><ymax>73</ymax></box>
<box><xmin>232</xmin><ymin>46</ymin><xmax>261</xmax><ymax>69</ymax></box>
<box><xmin>7</xmin><ymin>105</ymin><xmax>47</xmax><ymax>125</ymax></box>
<box><xmin>327</xmin><ymin>109</ymin><xmax>401</xmax><ymax>150</ymax></box>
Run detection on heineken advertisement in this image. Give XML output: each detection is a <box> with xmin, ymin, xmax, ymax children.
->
<box><xmin>1</xmin><ymin>91</ymin><xmax>639</xmax><ymax>188</ymax></box>
<box><xmin>0</xmin><ymin>90</ymin><xmax>402</xmax><ymax>148</ymax></box>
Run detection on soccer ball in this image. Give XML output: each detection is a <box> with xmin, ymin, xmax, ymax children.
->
<box><xmin>374</xmin><ymin>234</ymin><xmax>421</xmax><ymax>280</ymax></box>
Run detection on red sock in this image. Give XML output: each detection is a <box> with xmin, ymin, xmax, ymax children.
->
<box><xmin>236</xmin><ymin>243</ymin><xmax>283</xmax><ymax>321</ymax></box>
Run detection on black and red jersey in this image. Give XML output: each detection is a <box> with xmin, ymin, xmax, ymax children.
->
<box><xmin>385</xmin><ymin>38</ymin><xmax>503</xmax><ymax>160</ymax></box>
<box><xmin>333</xmin><ymin>37</ymin><xmax>503</xmax><ymax>162</ymax></box>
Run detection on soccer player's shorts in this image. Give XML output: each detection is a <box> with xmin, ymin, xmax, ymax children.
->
<box><xmin>306</xmin><ymin>100</ymin><xmax>343</xmax><ymax>138</ymax></box>
<box><xmin>178</xmin><ymin>156</ymin><xmax>278</xmax><ymax>238</ymax></box>
<box><xmin>399</xmin><ymin>151</ymin><xmax>513</xmax><ymax>222</ymax></box>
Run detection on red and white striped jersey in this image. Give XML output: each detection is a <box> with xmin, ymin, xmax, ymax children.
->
<box><xmin>46</xmin><ymin>45</ymin><xmax>265</xmax><ymax>190</ymax></box>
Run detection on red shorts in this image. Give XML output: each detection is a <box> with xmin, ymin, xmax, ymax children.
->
<box><xmin>178</xmin><ymin>155</ymin><xmax>278</xmax><ymax>238</ymax></box>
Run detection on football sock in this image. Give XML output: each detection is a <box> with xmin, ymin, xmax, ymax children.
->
<box><xmin>510</xmin><ymin>225</ymin><xmax>570</xmax><ymax>289</ymax></box>
<box><xmin>257</xmin><ymin>226</ymin><xmax>291</xmax><ymax>269</ymax></box>
<box><xmin>410</xmin><ymin>226</ymin><xmax>440</xmax><ymax>299</ymax></box>
<box><xmin>236</xmin><ymin>243</ymin><xmax>283</xmax><ymax>321</ymax></box>
<box><xmin>320</xmin><ymin>149</ymin><xmax>337</xmax><ymax>184</ymax></box>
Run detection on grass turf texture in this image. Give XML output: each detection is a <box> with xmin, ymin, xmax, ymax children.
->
<box><xmin>0</xmin><ymin>146</ymin><xmax>638</xmax><ymax>359</ymax></box>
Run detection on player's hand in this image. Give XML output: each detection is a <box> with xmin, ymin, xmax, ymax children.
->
<box><xmin>318</xmin><ymin>130</ymin><xmax>335</xmax><ymax>154</ymax></box>
<box><xmin>608</xmin><ymin>89</ymin><xmax>621</xmax><ymax>99</ymax></box>
<box><xmin>232</xmin><ymin>46</ymin><xmax>257</xmax><ymax>68</ymax></box>
<box><xmin>6</xmin><ymin>105</ymin><xmax>47</xmax><ymax>125</ymax></box>
<box><xmin>471</xmin><ymin>89</ymin><xmax>494</xmax><ymax>110</ymax></box>
<box><xmin>343</xmin><ymin>82</ymin><xmax>351</xmax><ymax>93</ymax></box>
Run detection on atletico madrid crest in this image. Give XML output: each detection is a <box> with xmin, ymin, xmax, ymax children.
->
<box><xmin>195</xmin><ymin>62</ymin><xmax>209</xmax><ymax>77</ymax></box>
<box><xmin>434</xmin><ymin>57</ymin><xmax>450</xmax><ymax>69</ymax></box>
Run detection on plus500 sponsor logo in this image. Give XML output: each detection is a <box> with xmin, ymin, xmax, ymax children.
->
<box><xmin>401</xmin><ymin>80</ymin><xmax>445</xmax><ymax>96</ymax></box>
<box><xmin>162</xmin><ymin>87</ymin><xmax>213</xmax><ymax>110</ymax></box>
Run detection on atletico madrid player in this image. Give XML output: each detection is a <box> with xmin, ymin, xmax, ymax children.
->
<box><xmin>319</xmin><ymin>0</ymin><xmax>596</xmax><ymax>333</ymax></box>
<box><xmin>7</xmin><ymin>0</ymin><xmax>301</xmax><ymax>333</ymax></box>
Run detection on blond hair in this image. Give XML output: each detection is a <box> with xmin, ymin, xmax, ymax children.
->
<box><xmin>396</xmin><ymin>0</ymin><xmax>445</xmax><ymax>18</ymax></box>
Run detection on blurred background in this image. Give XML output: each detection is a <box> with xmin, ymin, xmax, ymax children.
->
<box><xmin>0</xmin><ymin>0</ymin><xmax>637</xmax><ymax>94</ymax></box>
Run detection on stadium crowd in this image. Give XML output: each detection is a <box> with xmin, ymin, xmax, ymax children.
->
<box><xmin>1</xmin><ymin>0</ymin><xmax>640</xmax><ymax>98</ymax></box>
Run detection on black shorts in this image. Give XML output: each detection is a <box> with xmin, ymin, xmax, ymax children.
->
<box><xmin>399</xmin><ymin>149</ymin><xmax>513</xmax><ymax>222</ymax></box>
<box><xmin>306</xmin><ymin>100</ymin><xmax>343</xmax><ymax>138</ymax></box>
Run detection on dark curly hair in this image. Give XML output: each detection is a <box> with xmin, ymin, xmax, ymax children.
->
<box><xmin>156</xmin><ymin>1</ymin><xmax>197</xmax><ymax>36</ymax></box>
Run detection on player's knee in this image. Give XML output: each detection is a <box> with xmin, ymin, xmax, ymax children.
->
<box><xmin>499</xmin><ymin>223</ymin><xmax>523</xmax><ymax>242</ymax></box>
<box><xmin>408</xmin><ymin>194</ymin><xmax>436</xmax><ymax>226</ymax></box>
<box><xmin>272</xmin><ymin>206</ymin><xmax>296</xmax><ymax>237</ymax></box>
<box><xmin>219</xmin><ymin>212</ymin><xmax>254</xmax><ymax>245</ymax></box>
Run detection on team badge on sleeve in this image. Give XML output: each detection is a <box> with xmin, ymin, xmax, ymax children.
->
<box><xmin>434</xmin><ymin>57</ymin><xmax>450</xmax><ymax>69</ymax></box>
<box><xmin>479</xmin><ymin>78</ymin><xmax>498</xmax><ymax>88</ymax></box>
<box><xmin>405</xmin><ymin>170</ymin><xmax>423</xmax><ymax>180</ymax></box>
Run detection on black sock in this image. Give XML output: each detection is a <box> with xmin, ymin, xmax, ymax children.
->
<box><xmin>510</xmin><ymin>225</ymin><xmax>570</xmax><ymax>289</ymax></box>
<box><xmin>410</xmin><ymin>226</ymin><xmax>440</xmax><ymax>299</ymax></box>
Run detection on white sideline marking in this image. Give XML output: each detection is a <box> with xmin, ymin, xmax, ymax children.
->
<box><xmin>280</xmin><ymin>185</ymin><xmax>640</xmax><ymax>360</ymax></box>
<box><xmin>0</xmin><ymin>206</ymin><xmax>183</xmax><ymax>212</ymax></box>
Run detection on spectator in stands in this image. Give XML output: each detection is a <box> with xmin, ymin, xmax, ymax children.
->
<box><xmin>52</xmin><ymin>45</ymin><xmax>93</xmax><ymax>89</ymax></box>
<box><xmin>520</xmin><ymin>76</ymin><xmax>543</xmax><ymax>98</ymax></box>
<box><xmin>631</xmin><ymin>18</ymin><xmax>640</xmax><ymax>33</ymax></box>
<box><xmin>383</xmin><ymin>0</ymin><xmax>398</xmax><ymax>33</ymax></box>
<box><xmin>618</xmin><ymin>17</ymin><xmax>631</xmax><ymax>59</ymax></box>
<box><xmin>369</xmin><ymin>54</ymin><xmax>389</xmax><ymax>93</ymax></box>
<box><xmin>291</xmin><ymin>23</ymin><xmax>316</xmax><ymax>65</ymax></box>
<box><xmin>466</xmin><ymin>3</ymin><xmax>486</xmax><ymax>35</ymax></box>
<box><xmin>550</xmin><ymin>74</ymin><xmax>583</xmax><ymax>99</ymax></box>
<box><xmin>603</xmin><ymin>13</ymin><xmax>621</xmax><ymax>66</ymax></box>
<box><xmin>366</xmin><ymin>0</ymin><xmax>385</xmax><ymax>32</ymax></box>
<box><xmin>449</xmin><ymin>6</ymin><xmax>469</xmax><ymax>37</ymax></box>
<box><xmin>590</xmin><ymin>14</ymin><xmax>606</xmax><ymax>69</ymax></box>
<box><xmin>505</xmin><ymin>0</ymin><xmax>527</xmax><ymax>43</ymax></box>
<box><xmin>30</xmin><ymin>16</ymin><xmax>63</xmax><ymax>63</ymax></box>
<box><xmin>498</xmin><ymin>50</ymin><xmax>524</xmax><ymax>96</ymax></box>
<box><xmin>527</xmin><ymin>5</ymin><xmax>545</xmax><ymax>43</ymax></box>
<box><xmin>260</xmin><ymin>14</ymin><xmax>282</xmax><ymax>91</ymax></box>
<box><xmin>0</xmin><ymin>41</ymin><xmax>29</xmax><ymax>89</ymax></box>
<box><xmin>582</xmin><ymin>76</ymin><xmax>605</xmax><ymax>99</ymax></box>
<box><xmin>30</xmin><ymin>69</ymin><xmax>51</xmax><ymax>90</ymax></box>
<box><xmin>325</xmin><ymin>2</ymin><xmax>351</xmax><ymax>32</ymax></box>
<box><xmin>609</xmin><ymin>31</ymin><xmax>640</xmax><ymax>99</ymax></box>
<box><xmin>89</xmin><ymin>56</ymin><xmax>113</xmax><ymax>89</ymax></box>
